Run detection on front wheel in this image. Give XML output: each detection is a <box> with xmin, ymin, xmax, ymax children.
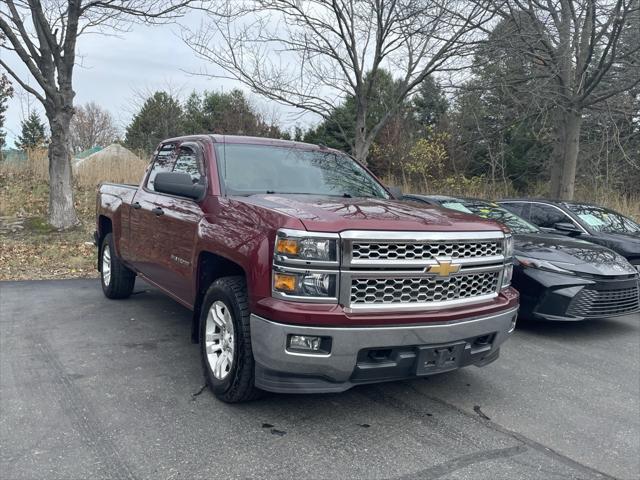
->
<box><xmin>199</xmin><ymin>276</ymin><xmax>261</xmax><ymax>403</ymax></box>
<box><xmin>100</xmin><ymin>233</ymin><xmax>136</xmax><ymax>299</ymax></box>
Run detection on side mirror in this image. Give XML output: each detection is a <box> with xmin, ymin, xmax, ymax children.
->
<box><xmin>387</xmin><ymin>186</ymin><xmax>403</xmax><ymax>199</ymax></box>
<box><xmin>154</xmin><ymin>172</ymin><xmax>206</xmax><ymax>200</ymax></box>
<box><xmin>554</xmin><ymin>222</ymin><xmax>581</xmax><ymax>236</ymax></box>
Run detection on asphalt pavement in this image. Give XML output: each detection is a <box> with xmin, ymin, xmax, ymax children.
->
<box><xmin>1</xmin><ymin>279</ymin><xmax>638</xmax><ymax>480</ymax></box>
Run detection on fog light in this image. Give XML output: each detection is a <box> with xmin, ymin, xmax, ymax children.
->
<box><xmin>289</xmin><ymin>335</ymin><xmax>322</xmax><ymax>351</ymax></box>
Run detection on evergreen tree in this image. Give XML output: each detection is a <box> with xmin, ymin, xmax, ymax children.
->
<box><xmin>412</xmin><ymin>76</ymin><xmax>448</xmax><ymax>131</ymax></box>
<box><xmin>124</xmin><ymin>92</ymin><xmax>183</xmax><ymax>155</ymax></box>
<box><xmin>16</xmin><ymin>111</ymin><xmax>48</xmax><ymax>150</ymax></box>
<box><xmin>182</xmin><ymin>89</ymin><xmax>282</xmax><ymax>137</ymax></box>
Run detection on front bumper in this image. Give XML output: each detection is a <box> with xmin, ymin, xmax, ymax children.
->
<box><xmin>515</xmin><ymin>268</ymin><xmax>640</xmax><ymax>321</ymax></box>
<box><xmin>251</xmin><ymin>306</ymin><xmax>518</xmax><ymax>393</ymax></box>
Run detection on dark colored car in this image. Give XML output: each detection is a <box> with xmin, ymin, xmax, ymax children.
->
<box><xmin>404</xmin><ymin>194</ymin><xmax>640</xmax><ymax>321</ymax></box>
<box><xmin>498</xmin><ymin>199</ymin><xmax>640</xmax><ymax>269</ymax></box>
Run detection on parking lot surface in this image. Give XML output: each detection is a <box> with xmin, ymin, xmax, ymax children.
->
<box><xmin>1</xmin><ymin>279</ymin><xmax>638</xmax><ymax>479</ymax></box>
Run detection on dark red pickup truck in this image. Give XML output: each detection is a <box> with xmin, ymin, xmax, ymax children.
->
<box><xmin>96</xmin><ymin>135</ymin><xmax>519</xmax><ymax>402</ymax></box>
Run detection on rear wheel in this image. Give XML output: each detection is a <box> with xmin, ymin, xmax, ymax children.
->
<box><xmin>100</xmin><ymin>233</ymin><xmax>135</xmax><ymax>299</ymax></box>
<box><xmin>199</xmin><ymin>276</ymin><xmax>261</xmax><ymax>403</ymax></box>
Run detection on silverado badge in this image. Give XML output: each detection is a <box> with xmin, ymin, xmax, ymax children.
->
<box><xmin>428</xmin><ymin>259</ymin><xmax>461</xmax><ymax>277</ymax></box>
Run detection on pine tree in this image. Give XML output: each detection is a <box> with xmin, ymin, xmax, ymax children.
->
<box><xmin>124</xmin><ymin>92</ymin><xmax>183</xmax><ymax>155</ymax></box>
<box><xmin>16</xmin><ymin>111</ymin><xmax>48</xmax><ymax>150</ymax></box>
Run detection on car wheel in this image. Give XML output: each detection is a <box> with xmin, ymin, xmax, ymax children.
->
<box><xmin>100</xmin><ymin>233</ymin><xmax>136</xmax><ymax>299</ymax></box>
<box><xmin>200</xmin><ymin>276</ymin><xmax>261</xmax><ymax>403</ymax></box>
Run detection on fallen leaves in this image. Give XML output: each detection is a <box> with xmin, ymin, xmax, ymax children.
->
<box><xmin>1</xmin><ymin>169</ymin><xmax>99</xmax><ymax>281</ymax></box>
<box><xmin>0</xmin><ymin>238</ymin><xmax>98</xmax><ymax>280</ymax></box>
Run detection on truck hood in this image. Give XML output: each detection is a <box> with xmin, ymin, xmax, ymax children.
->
<box><xmin>233</xmin><ymin>194</ymin><xmax>504</xmax><ymax>232</ymax></box>
<box><xmin>515</xmin><ymin>233</ymin><xmax>637</xmax><ymax>277</ymax></box>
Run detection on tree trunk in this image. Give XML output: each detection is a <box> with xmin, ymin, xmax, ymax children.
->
<box><xmin>549</xmin><ymin>109</ymin><xmax>566</xmax><ymax>197</ymax></box>
<box><xmin>557</xmin><ymin>109</ymin><xmax>583</xmax><ymax>200</ymax></box>
<box><xmin>46</xmin><ymin>107</ymin><xmax>78</xmax><ymax>229</ymax></box>
<box><xmin>549</xmin><ymin>107</ymin><xmax>582</xmax><ymax>200</ymax></box>
<box><xmin>353</xmin><ymin>107</ymin><xmax>368</xmax><ymax>164</ymax></box>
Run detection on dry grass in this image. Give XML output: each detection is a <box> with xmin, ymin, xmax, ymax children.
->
<box><xmin>74</xmin><ymin>144</ymin><xmax>147</xmax><ymax>187</ymax></box>
<box><xmin>0</xmin><ymin>147</ymin><xmax>145</xmax><ymax>281</ymax></box>
<box><xmin>1</xmin><ymin>150</ymin><xmax>638</xmax><ymax>281</ymax></box>
<box><xmin>393</xmin><ymin>175</ymin><xmax>639</xmax><ymax>222</ymax></box>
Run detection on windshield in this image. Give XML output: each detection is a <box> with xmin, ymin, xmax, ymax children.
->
<box><xmin>215</xmin><ymin>144</ymin><xmax>390</xmax><ymax>199</ymax></box>
<box><xmin>441</xmin><ymin>200</ymin><xmax>539</xmax><ymax>234</ymax></box>
<box><xmin>565</xmin><ymin>204</ymin><xmax>640</xmax><ymax>234</ymax></box>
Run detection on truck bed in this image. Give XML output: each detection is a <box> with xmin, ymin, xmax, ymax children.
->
<box><xmin>98</xmin><ymin>182</ymin><xmax>138</xmax><ymax>204</ymax></box>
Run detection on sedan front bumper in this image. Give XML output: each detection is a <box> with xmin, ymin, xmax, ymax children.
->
<box><xmin>515</xmin><ymin>268</ymin><xmax>640</xmax><ymax>321</ymax></box>
<box><xmin>250</xmin><ymin>307</ymin><xmax>518</xmax><ymax>394</ymax></box>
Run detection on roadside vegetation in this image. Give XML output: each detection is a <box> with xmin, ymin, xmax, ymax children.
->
<box><xmin>1</xmin><ymin>147</ymin><xmax>637</xmax><ymax>281</ymax></box>
<box><xmin>0</xmin><ymin>149</ymin><xmax>146</xmax><ymax>280</ymax></box>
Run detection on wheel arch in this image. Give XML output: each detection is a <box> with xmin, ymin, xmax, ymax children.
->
<box><xmin>191</xmin><ymin>251</ymin><xmax>247</xmax><ymax>343</ymax></box>
<box><xmin>97</xmin><ymin>215</ymin><xmax>113</xmax><ymax>272</ymax></box>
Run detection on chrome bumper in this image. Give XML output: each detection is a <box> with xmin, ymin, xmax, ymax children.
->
<box><xmin>250</xmin><ymin>307</ymin><xmax>518</xmax><ymax>393</ymax></box>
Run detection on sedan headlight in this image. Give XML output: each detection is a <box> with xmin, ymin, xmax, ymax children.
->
<box><xmin>275</xmin><ymin>229</ymin><xmax>338</xmax><ymax>263</ymax></box>
<box><xmin>515</xmin><ymin>256</ymin><xmax>575</xmax><ymax>275</ymax></box>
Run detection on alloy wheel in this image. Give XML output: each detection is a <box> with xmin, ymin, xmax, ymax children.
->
<box><xmin>102</xmin><ymin>245</ymin><xmax>111</xmax><ymax>286</ymax></box>
<box><xmin>205</xmin><ymin>300</ymin><xmax>235</xmax><ymax>380</ymax></box>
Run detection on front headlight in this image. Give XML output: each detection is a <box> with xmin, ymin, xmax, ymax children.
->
<box><xmin>273</xmin><ymin>269</ymin><xmax>338</xmax><ymax>299</ymax></box>
<box><xmin>504</xmin><ymin>234</ymin><xmax>514</xmax><ymax>258</ymax></box>
<box><xmin>275</xmin><ymin>229</ymin><xmax>339</xmax><ymax>263</ymax></box>
<box><xmin>515</xmin><ymin>256</ymin><xmax>576</xmax><ymax>275</ymax></box>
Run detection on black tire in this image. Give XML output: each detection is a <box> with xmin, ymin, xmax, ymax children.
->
<box><xmin>100</xmin><ymin>233</ymin><xmax>136</xmax><ymax>299</ymax></box>
<box><xmin>199</xmin><ymin>276</ymin><xmax>261</xmax><ymax>403</ymax></box>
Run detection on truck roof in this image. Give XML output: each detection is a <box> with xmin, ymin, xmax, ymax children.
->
<box><xmin>162</xmin><ymin>134</ymin><xmax>339</xmax><ymax>153</ymax></box>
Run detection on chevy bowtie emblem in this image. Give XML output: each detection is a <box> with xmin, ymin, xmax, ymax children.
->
<box><xmin>428</xmin><ymin>259</ymin><xmax>461</xmax><ymax>277</ymax></box>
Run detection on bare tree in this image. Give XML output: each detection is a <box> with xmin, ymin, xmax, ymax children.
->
<box><xmin>0</xmin><ymin>0</ymin><xmax>205</xmax><ymax>229</ymax></box>
<box><xmin>184</xmin><ymin>0</ymin><xmax>494</xmax><ymax>164</ymax></box>
<box><xmin>479</xmin><ymin>0</ymin><xmax>640</xmax><ymax>200</ymax></box>
<box><xmin>70</xmin><ymin>101</ymin><xmax>120</xmax><ymax>152</ymax></box>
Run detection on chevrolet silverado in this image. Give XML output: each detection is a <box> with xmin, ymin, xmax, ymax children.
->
<box><xmin>96</xmin><ymin>135</ymin><xmax>519</xmax><ymax>402</ymax></box>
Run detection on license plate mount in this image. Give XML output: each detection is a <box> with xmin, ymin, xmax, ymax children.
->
<box><xmin>415</xmin><ymin>342</ymin><xmax>466</xmax><ymax>375</ymax></box>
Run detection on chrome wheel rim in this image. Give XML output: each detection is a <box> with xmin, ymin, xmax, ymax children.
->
<box><xmin>102</xmin><ymin>245</ymin><xmax>111</xmax><ymax>286</ymax></box>
<box><xmin>205</xmin><ymin>301</ymin><xmax>235</xmax><ymax>380</ymax></box>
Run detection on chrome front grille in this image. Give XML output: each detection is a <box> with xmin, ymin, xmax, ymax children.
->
<box><xmin>351</xmin><ymin>240</ymin><xmax>501</xmax><ymax>261</ymax></box>
<box><xmin>350</xmin><ymin>272</ymin><xmax>500</xmax><ymax>305</ymax></box>
<box><xmin>340</xmin><ymin>231</ymin><xmax>508</xmax><ymax>312</ymax></box>
<box><xmin>567</xmin><ymin>284</ymin><xmax>640</xmax><ymax>318</ymax></box>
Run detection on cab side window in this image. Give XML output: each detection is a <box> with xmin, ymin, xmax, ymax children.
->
<box><xmin>173</xmin><ymin>145</ymin><xmax>204</xmax><ymax>183</ymax></box>
<box><xmin>146</xmin><ymin>144</ymin><xmax>176</xmax><ymax>191</ymax></box>
<box><xmin>529</xmin><ymin>204</ymin><xmax>573</xmax><ymax>229</ymax></box>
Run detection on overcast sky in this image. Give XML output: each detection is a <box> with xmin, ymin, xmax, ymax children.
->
<box><xmin>2</xmin><ymin>13</ymin><xmax>313</xmax><ymax>146</ymax></box>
